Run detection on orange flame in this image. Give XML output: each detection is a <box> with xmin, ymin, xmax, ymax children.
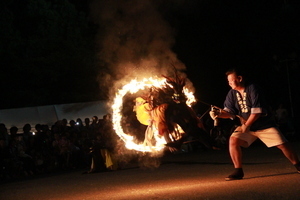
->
<box><xmin>112</xmin><ymin>77</ymin><xmax>196</xmax><ymax>153</ymax></box>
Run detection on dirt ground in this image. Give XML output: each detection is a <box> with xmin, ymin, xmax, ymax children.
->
<box><xmin>1</xmin><ymin>141</ymin><xmax>300</xmax><ymax>200</ymax></box>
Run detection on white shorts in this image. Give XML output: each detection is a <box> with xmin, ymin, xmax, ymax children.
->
<box><xmin>231</xmin><ymin>126</ymin><xmax>288</xmax><ymax>148</ymax></box>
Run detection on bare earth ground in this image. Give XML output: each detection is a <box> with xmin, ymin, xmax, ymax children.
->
<box><xmin>1</xmin><ymin>140</ymin><xmax>300</xmax><ymax>200</ymax></box>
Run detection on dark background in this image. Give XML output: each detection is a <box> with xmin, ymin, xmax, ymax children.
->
<box><xmin>1</xmin><ymin>0</ymin><xmax>299</xmax><ymax>117</ymax></box>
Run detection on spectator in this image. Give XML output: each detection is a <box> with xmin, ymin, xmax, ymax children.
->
<box><xmin>85</xmin><ymin>133</ymin><xmax>106</xmax><ymax>173</ymax></box>
<box><xmin>91</xmin><ymin>116</ymin><xmax>99</xmax><ymax>133</ymax></box>
<box><xmin>76</xmin><ymin>118</ymin><xmax>84</xmax><ymax>130</ymax></box>
<box><xmin>53</xmin><ymin>133</ymin><xmax>72</xmax><ymax>170</ymax></box>
<box><xmin>22</xmin><ymin>123</ymin><xmax>32</xmax><ymax>147</ymax></box>
<box><xmin>0</xmin><ymin>124</ymin><xmax>8</xmax><ymax>144</ymax></box>
<box><xmin>0</xmin><ymin>138</ymin><xmax>11</xmax><ymax>180</ymax></box>
<box><xmin>8</xmin><ymin>134</ymin><xmax>24</xmax><ymax>178</ymax></box>
<box><xmin>0</xmin><ymin>114</ymin><xmax>119</xmax><ymax>182</ymax></box>
<box><xmin>14</xmin><ymin>134</ymin><xmax>36</xmax><ymax>176</ymax></box>
<box><xmin>83</xmin><ymin>117</ymin><xmax>93</xmax><ymax>140</ymax></box>
<box><xmin>9</xmin><ymin>126</ymin><xmax>18</xmax><ymax>141</ymax></box>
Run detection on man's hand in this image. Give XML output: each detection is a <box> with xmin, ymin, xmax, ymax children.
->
<box><xmin>209</xmin><ymin>108</ymin><xmax>221</xmax><ymax>120</ymax></box>
<box><xmin>209</xmin><ymin>110</ymin><xmax>219</xmax><ymax>120</ymax></box>
<box><xmin>240</xmin><ymin>123</ymin><xmax>250</xmax><ymax>133</ymax></box>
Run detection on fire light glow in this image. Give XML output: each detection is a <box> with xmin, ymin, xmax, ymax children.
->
<box><xmin>112</xmin><ymin>77</ymin><xmax>196</xmax><ymax>153</ymax></box>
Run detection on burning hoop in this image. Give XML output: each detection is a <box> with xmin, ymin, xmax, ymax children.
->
<box><xmin>112</xmin><ymin>77</ymin><xmax>196</xmax><ymax>153</ymax></box>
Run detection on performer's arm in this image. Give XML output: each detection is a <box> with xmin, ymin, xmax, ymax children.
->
<box><xmin>244</xmin><ymin>113</ymin><xmax>261</xmax><ymax>127</ymax></box>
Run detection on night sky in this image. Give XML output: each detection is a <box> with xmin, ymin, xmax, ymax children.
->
<box><xmin>1</xmin><ymin>0</ymin><xmax>300</xmax><ymax>116</ymax></box>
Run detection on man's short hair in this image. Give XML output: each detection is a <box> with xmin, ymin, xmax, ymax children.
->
<box><xmin>226</xmin><ymin>68</ymin><xmax>248</xmax><ymax>80</ymax></box>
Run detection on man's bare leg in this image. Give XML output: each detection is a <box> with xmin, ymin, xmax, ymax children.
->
<box><xmin>226</xmin><ymin>137</ymin><xmax>248</xmax><ymax>180</ymax></box>
<box><xmin>276</xmin><ymin>142</ymin><xmax>300</xmax><ymax>173</ymax></box>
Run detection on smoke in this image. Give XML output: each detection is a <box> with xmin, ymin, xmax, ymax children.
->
<box><xmin>89</xmin><ymin>0</ymin><xmax>195</xmax><ymax>168</ymax></box>
<box><xmin>89</xmin><ymin>0</ymin><xmax>193</xmax><ymax>99</ymax></box>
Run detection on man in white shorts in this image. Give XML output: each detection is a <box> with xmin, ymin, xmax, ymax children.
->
<box><xmin>210</xmin><ymin>68</ymin><xmax>300</xmax><ymax>180</ymax></box>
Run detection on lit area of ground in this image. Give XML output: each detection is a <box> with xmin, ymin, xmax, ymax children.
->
<box><xmin>1</xmin><ymin>141</ymin><xmax>300</xmax><ymax>200</ymax></box>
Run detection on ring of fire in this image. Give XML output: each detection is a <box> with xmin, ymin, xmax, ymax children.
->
<box><xmin>112</xmin><ymin>77</ymin><xmax>196</xmax><ymax>153</ymax></box>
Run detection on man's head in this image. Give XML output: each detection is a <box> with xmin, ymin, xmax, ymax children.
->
<box><xmin>226</xmin><ymin>68</ymin><xmax>245</xmax><ymax>90</ymax></box>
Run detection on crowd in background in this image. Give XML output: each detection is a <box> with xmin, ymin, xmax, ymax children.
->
<box><xmin>0</xmin><ymin>114</ymin><xmax>122</xmax><ymax>183</ymax></box>
<box><xmin>0</xmin><ymin>103</ymin><xmax>297</xmax><ymax>183</ymax></box>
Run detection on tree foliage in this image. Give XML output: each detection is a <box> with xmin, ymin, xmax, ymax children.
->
<box><xmin>0</xmin><ymin>0</ymin><xmax>99</xmax><ymax>109</ymax></box>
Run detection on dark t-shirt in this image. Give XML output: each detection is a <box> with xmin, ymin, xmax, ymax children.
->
<box><xmin>223</xmin><ymin>83</ymin><xmax>276</xmax><ymax>131</ymax></box>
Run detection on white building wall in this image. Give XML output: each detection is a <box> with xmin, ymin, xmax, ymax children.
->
<box><xmin>0</xmin><ymin>100</ymin><xmax>109</xmax><ymax>130</ymax></box>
